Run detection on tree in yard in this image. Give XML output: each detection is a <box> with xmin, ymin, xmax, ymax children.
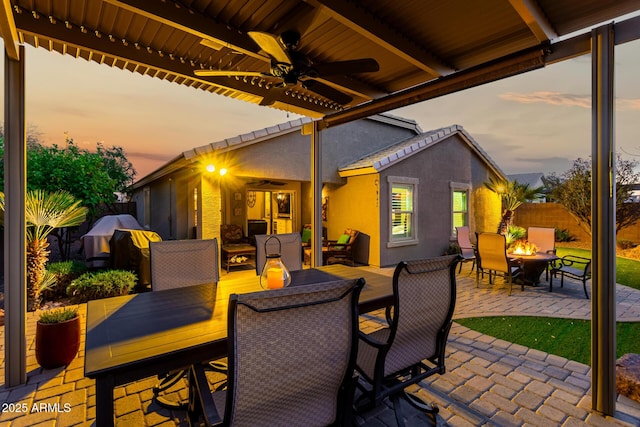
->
<box><xmin>0</xmin><ymin>190</ymin><xmax>88</xmax><ymax>311</ymax></box>
<box><xmin>0</xmin><ymin>130</ymin><xmax>136</xmax><ymax>220</ymax></box>
<box><xmin>484</xmin><ymin>177</ymin><xmax>544</xmax><ymax>235</ymax></box>
<box><xmin>1</xmin><ymin>129</ymin><xmax>136</xmax><ymax>260</ymax></box>
<box><xmin>543</xmin><ymin>155</ymin><xmax>640</xmax><ymax>234</ymax></box>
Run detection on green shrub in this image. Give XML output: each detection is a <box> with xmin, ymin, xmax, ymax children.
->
<box><xmin>67</xmin><ymin>270</ymin><xmax>137</xmax><ymax>303</ymax></box>
<box><xmin>40</xmin><ymin>261</ymin><xmax>87</xmax><ymax>301</ymax></box>
<box><xmin>555</xmin><ymin>228</ymin><xmax>576</xmax><ymax>242</ymax></box>
<box><xmin>38</xmin><ymin>307</ymin><xmax>78</xmax><ymax>324</ymax></box>
<box><xmin>618</xmin><ymin>239</ymin><xmax>637</xmax><ymax>250</ymax></box>
<box><xmin>444</xmin><ymin>242</ymin><xmax>460</xmax><ymax>255</ymax></box>
<box><xmin>506</xmin><ymin>225</ymin><xmax>526</xmax><ymax>246</ymax></box>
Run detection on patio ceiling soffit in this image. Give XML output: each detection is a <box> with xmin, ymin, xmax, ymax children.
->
<box><xmin>94</xmin><ymin>0</ymin><xmax>385</xmax><ymax>111</ymax></box>
<box><xmin>320</xmin><ymin>13</ymin><xmax>640</xmax><ymax>129</ymax></box>
<box><xmin>11</xmin><ymin>3</ymin><xmax>341</xmax><ymax>117</ymax></box>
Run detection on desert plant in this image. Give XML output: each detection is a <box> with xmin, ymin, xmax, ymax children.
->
<box><xmin>445</xmin><ymin>242</ymin><xmax>461</xmax><ymax>255</ymax></box>
<box><xmin>484</xmin><ymin>177</ymin><xmax>544</xmax><ymax>235</ymax></box>
<box><xmin>67</xmin><ymin>270</ymin><xmax>137</xmax><ymax>303</ymax></box>
<box><xmin>0</xmin><ymin>190</ymin><xmax>88</xmax><ymax>311</ymax></box>
<box><xmin>505</xmin><ymin>225</ymin><xmax>526</xmax><ymax>246</ymax></box>
<box><xmin>555</xmin><ymin>228</ymin><xmax>576</xmax><ymax>242</ymax></box>
<box><xmin>39</xmin><ymin>261</ymin><xmax>87</xmax><ymax>302</ymax></box>
<box><xmin>38</xmin><ymin>307</ymin><xmax>78</xmax><ymax>324</ymax></box>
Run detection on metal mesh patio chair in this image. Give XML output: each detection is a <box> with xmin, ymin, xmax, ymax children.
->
<box><xmin>149</xmin><ymin>238</ymin><xmax>220</xmax><ymax>408</ymax></box>
<box><xmin>150</xmin><ymin>238</ymin><xmax>220</xmax><ymax>291</ymax></box>
<box><xmin>455</xmin><ymin>226</ymin><xmax>476</xmax><ymax>273</ymax></box>
<box><xmin>527</xmin><ymin>227</ymin><xmax>556</xmax><ymax>281</ymax></box>
<box><xmin>255</xmin><ymin>233</ymin><xmax>302</xmax><ymax>275</ymax></box>
<box><xmin>476</xmin><ymin>233</ymin><xmax>524</xmax><ymax>296</ymax></box>
<box><xmin>187</xmin><ymin>278</ymin><xmax>365</xmax><ymax>427</ymax></box>
<box><xmin>355</xmin><ymin>255</ymin><xmax>459</xmax><ymax>426</ymax></box>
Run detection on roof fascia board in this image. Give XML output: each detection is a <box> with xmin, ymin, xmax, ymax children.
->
<box><xmin>339</xmin><ymin>167</ymin><xmax>378</xmax><ymax>177</ymax></box>
<box><xmin>321</xmin><ymin>46</ymin><xmax>546</xmax><ymax>129</ymax></box>
<box><xmin>339</xmin><ymin>126</ymin><xmax>507</xmax><ymax>180</ymax></box>
<box><xmin>306</xmin><ymin>0</ymin><xmax>454</xmax><ymax>76</ymax></box>
<box><xmin>131</xmin><ymin>154</ymin><xmax>190</xmax><ymax>189</ymax></box>
<box><xmin>508</xmin><ymin>0</ymin><xmax>558</xmax><ymax>42</ymax></box>
<box><xmin>456</xmin><ymin>128</ymin><xmax>507</xmax><ymax>180</ymax></box>
<box><xmin>323</xmin><ymin>15</ymin><xmax>640</xmax><ymax>129</ymax></box>
<box><xmin>367</xmin><ymin>114</ymin><xmax>422</xmax><ymax>134</ymax></box>
<box><xmin>101</xmin><ymin>0</ymin><xmax>264</xmax><ymax>60</ymax></box>
<box><xmin>13</xmin><ymin>12</ymin><xmax>329</xmax><ymax>116</ymax></box>
<box><xmin>183</xmin><ymin>123</ymin><xmax>306</xmax><ymax>160</ymax></box>
<box><xmin>0</xmin><ymin>0</ymin><xmax>20</xmax><ymax>60</ymax></box>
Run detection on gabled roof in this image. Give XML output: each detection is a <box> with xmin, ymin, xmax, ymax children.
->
<box><xmin>132</xmin><ymin>113</ymin><xmax>421</xmax><ymax>188</ymax></box>
<box><xmin>507</xmin><ymin>172</ymin><xmax>545</xmax><ymax>187</ymax></box>
<box><xmin>183</xmin><ymin>113</ymin><xmax>421</xmax><ymax>159</ymax></box>
<box><xmin>338</xmin><ymin>124</ymin><xmax>506</xmax><ymax>179</ymax></box>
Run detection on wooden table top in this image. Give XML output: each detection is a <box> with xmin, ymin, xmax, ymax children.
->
<box><xmin>84</xmin><ymin>265</ymin><xmax>392</xmax><ymax>381</ymax></box>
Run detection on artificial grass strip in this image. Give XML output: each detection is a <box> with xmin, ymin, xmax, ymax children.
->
<box><xmin>456</xmin><ymin>316</ymin><xmax>640</xmax><ymax>365</ymax></box>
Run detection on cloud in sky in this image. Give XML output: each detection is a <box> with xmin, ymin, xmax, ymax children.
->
<box><xmin>500</xmin><ymin>91</ymin><xmax>640</xmax><ymax>111</ymax></box>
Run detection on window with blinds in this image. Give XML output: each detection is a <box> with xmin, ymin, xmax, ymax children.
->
<box><xmin>391</xmin><ymin>185</ymin><xmax>413</xmax><ymax>238</ymax></box>
<box><xmin>387</xmin><ymin>176</ymin><xmax>419</xmax><ymax>247</ymax></box>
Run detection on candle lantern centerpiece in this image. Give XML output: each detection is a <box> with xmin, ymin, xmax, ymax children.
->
<box><xmin>260</xmin><ymin>235</ymin><xmax>292</xmax><ymax>290</ymax></box>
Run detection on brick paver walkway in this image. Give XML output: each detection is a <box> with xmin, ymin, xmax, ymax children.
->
<box><xmin>1</xmin><ymin>263</ymin><xmax>640</xmax><ymax>426</ymax></box>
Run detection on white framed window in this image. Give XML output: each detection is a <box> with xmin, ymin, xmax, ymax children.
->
<box><xmin>451</xmin><ymin>182</ymin><xmax>471</xmax><ymax>239</ymax></box>
<box><xmin>387</xmin><ymin>176</ymin><xmax>419</xmax><ymax>247</ymax></box>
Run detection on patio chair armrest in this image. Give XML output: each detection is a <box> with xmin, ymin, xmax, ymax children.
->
<box><xmin>358</xmin><ymin>330</ymin><xmax>387</xmax><ymax>348</ymax></box>
<box><xmin>188</xmin><ymin>364</ymin><xmax>222</xmax><ymax>426</ymax></box>
<box><xmin>560</xmin><ymin>255</ymin><xmax>591</xmax><ymax>268</ymax></box>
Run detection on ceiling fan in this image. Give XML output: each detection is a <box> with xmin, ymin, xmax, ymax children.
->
<box><xmin>195</xmin><ymin>30</ymin><xmax>379</xmax><ymax>105</ymax></box>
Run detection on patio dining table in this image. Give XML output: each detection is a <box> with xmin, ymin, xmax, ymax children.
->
<box><xmin>84</xmin><ymin>264</ymin><xmax>393</xmax><ymax>427</ymax></box>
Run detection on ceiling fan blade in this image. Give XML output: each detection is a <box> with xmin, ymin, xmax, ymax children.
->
<box><xmin>312</xmin><ymin>58</ymin><xmax>380</xmax><ymax>77</ymax></box>
<box><xmin>248</xmin><ymin>31</ymin><xmax>292</xmax><ymax>64</ymax></box>
<box><xmin>194</xmin><ymin>70</ymin><xmax>267</xmax><ymax>77</ymax></box>
<box><xmin>302</xmin><ymin>79</ymin><xmax>353</xmax><ymax>105</ymax></box>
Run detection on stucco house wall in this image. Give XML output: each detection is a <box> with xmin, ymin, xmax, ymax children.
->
<box><xmin>323</xmin><ymin>128</ymin><xmax>505</xmax><ymax>268</ymax></box>
<box><xmin>131</xmin><ymin>117</ymin><xmax>505</xmax><ymax>269</ymax></box>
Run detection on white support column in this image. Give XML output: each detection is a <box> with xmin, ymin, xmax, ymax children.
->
<box><xmin>4</xmin><ymin>45</ymin><xmax>27</xmax><ymax>386</ymax></box>
<box><xmin>310</xmin><ymin>121</ymin><xmax>323</xmax><ymax>267</ymax></box>
<box><xmin>591</xmin><ymin>23</ymin><xmax>616</xmax><ymax>416</ymax></box>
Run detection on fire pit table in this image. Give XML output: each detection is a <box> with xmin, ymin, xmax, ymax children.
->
<box><xmin>511</xmin><ymin>252</ymin><xmax>559</xmax><ymax>286</ymax></box>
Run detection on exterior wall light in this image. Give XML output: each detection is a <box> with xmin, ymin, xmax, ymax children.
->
<box><xmin>206</xmin><ymin>164</ymin><xmax>216</xmax><ymax>173</ymax></box>
<box><xmin>219</xmin><ymin>168</ymin><xmax>228</xmax><ymax>176</ymax></box>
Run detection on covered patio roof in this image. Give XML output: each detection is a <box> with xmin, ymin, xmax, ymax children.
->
<box><xmin>1</xmin><ymin>1</ymin><xmax>638</xmax><ymax>118</ymax></box>
<box><xmin>2</xmin><ymin>0</ymin><xmax>640</xmax><ymax>420</ymax></box>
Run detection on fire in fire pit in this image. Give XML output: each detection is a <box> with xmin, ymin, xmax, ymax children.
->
<box><xmin>510</xmin><ymin>240</ymin><xmax>538</xmax><ymax>255</ymax></box>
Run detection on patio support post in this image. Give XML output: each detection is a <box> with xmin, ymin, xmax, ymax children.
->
<box><xmin>4</xmin><ymin>44</ymin><xmax>27</xmax><ymax>387</ymax></box>
<box><xmin>591</xmin><ymin>23</ymin><xmax>616</xmax><ymax>416</ymax></box>
<box><xmin>310</xmin><ymin>120</ymin><xmax>323</xmax><ymax>267</ymax></box>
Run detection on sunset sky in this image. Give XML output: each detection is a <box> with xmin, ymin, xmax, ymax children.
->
<box><xmin>1</xmin><ymin>38</ymin><xmax>639</xmax><ymax>181</ymax></box>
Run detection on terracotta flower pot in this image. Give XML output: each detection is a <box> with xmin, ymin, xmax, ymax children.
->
<box><xmin>35</xmin><ymin>316</ymin><xmax>80</xmax><ymax>369</ymax></box>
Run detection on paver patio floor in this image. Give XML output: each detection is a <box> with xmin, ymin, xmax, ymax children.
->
<box><xmin>1</xmin><ymin>263</ymin><xmax>640</xmax><ymax>426</ymax></box>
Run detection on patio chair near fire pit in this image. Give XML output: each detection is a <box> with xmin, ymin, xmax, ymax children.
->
<box><xmin>476</xmin><ymin>233</ymin><xmax>524</xmax><ymax>296</ymax></box>
<box><xmin>550</xmin><ymin>255</ymin><xmax>591</xmax><ymax>299</ymax></box>
<box><xmin>187</xmin><ymin>278</ymin><xmax>365</xmax><ymax>427</ymax></box>
<box><xmin>527</xmin><ymin>227</ymin><xmax>556</xmax><ymax>281</ymax></box>
<box><xmin>355</xmin><ymin>255</ymin><xmax>459</xmax><ymax>426</ymax></box>
<box><xmin>455</xmin><ymin>226</ymin><xmax>476</xmax><ymax>273</ymax></box>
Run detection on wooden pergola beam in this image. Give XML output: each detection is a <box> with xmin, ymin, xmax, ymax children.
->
<box><xmin>0</xmin><ymin>0</ymin><xmax>20</xmax><ymax>60</ymax></box>
<box><xmin>508</xmin><ymin>0</ymin><xmax>558</xmax><ymax>42</ymax></box>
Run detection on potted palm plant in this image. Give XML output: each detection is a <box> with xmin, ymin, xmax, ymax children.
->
<box><xmin>36</xmin><ymin>307</ymin><xmax>80</xmax><ymax>369</ymax></box>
